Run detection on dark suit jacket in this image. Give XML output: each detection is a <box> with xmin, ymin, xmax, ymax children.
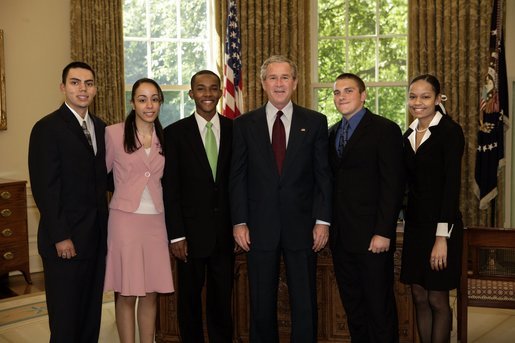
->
<box><xmin>329</xmin><ymin>109</ymin><xmax>404</xmax><ymax>253</ymax></box>
<box><xmin>403</xmin><ymin>114</ymin><xmax>464</xmax><ymax>228</ymax></box>
<box><xmin>162</xmin><ymin>114</ymin><xmax>233</xmax><ymax>258</ymax></box>
<box><xmin>230</xmin><ymin>104</ymin><xmax>332</xmax><ymax>251</ymax></box>
<box><xmin>28</xmin><ymin>103</ymin><xmax>108</xmax><ymax>260</ymax></box>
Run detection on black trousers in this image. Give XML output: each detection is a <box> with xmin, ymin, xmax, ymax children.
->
<box><xmin>247</xmin><ymin>247</ymin><xmax>318</xmax><ymax>343</ymax></box>
<box><xmin>332</xmin><ymin>248</ymin><xmax>399</xmax><ymax>343</ymax></box>
<box><xmin>43</xmin><ymin>252</ymin><xmax>106</xmax><ymax>343</ymax></box>
<box><xmin>176</xmin><ymin>252</ymin><xmax>234</xmax><ymax>343</ymax></box>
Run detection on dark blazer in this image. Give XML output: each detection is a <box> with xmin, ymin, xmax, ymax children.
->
<box><xmin>403</xmin><ymin>114</ymin><xmax>464</xmax><ymax>228</ymax></box>
<box><xmin>230</xmin><ymin>104</ymin><xmax>332</xmax><ymax>251</ymax></box>
<box><xmin>162</xmin><ymin>114</ymin><xmax>233</xmax><ymax>258</ymax></box>
<box><xmin>329</xmin><ymin>109</ymin><xmax>404</xmax><ymax>253</ymax></box>
<box><xmin>28</xmin><ymin>103</ymin><xmax>108</xmax><ymax>259</ymax></box>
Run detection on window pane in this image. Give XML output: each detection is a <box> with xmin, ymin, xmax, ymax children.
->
<box><xmin>150</xmin><ymin>0</ymin><xmax>177</xmax><ymax>37</ymax></box>
<box><xmin>318</xmin><ymin>39</ymin><xmax>345</xmax><ymax>83</ymax></box>
<box><xmin>380</xmin><ymin>0</ymin><xmax>408</xmax><ymax>34</ymax></box>
<box><xmin>181</xmin><ymin>0</ymin><xmax>207</xmax><ymax>37</ymax></box>
<box><xmin>349</xmin><ymin>0</ymin><xmax>376</xmax><ymax>36</ymax></box>
<box><xmin>318</xmin><ymin>0</ymin><xmax>345</xmax><ymax>37</ymax></box>
<box><xmin>182</xmin><ymin>42</ymin><xmax>208</xmax><ymax>81</ymax></box>
<box><xmin>160</xmin><ymin>91</ymin><xmax>183</xmax><ymax>127</ymax></box>
<box><xmin>378</xmin><ymin>37</ymin><xmax>407</xmax><ymax>81</ymax></box>
<box><xmin>151</xmin><ymin>42</ymin><xmax>178</xmax><ymax>84</ymax></box>
<box><xmin>348</xmin><ymin>39</ymin><xmax>375</xmax><ymax>81</ymax></box>
<box><xmin>124</xmin><ymin>41</ymin><xmax>148</xmax><ymax>84</ymax></box>
<box><xmin>124</xmin><ymin>91</ymin><xmax>132</xmax><ymax>116</ymax></box>
<box><xmin>377</xmin><ymin>86</ymin><xmax>407</xmax><ymax>129</ymax></box>
<box><xmin>316</xmin><ymin>88</ymin><xmax>341</xmax><ymax>127</ymax></box>
<box><xmin>124</xmin><ymin>0</ymin><xmax>146</xmax><ymax>37</ymax></box>
<box><xmin>366</xmin><ymin>87</ymin><xmax>378</xmax><ymax>114</ymax></box>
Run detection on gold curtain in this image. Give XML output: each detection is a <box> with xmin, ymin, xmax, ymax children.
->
<box><xmin>409</xmin><ymin>0</ymin><xmax>504</xmax><ymax>226</ymax></box>
<box><xmin>70</xmin><ymin>0</ymin><xmax>125</xmax><ymax>125</ymax></box>
<box><xmin>216</xmin><ymin>0</ymin><xmax>312</xmax><ymax>112</ymax></box>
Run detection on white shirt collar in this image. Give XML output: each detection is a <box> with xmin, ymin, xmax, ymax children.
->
<box><xmin>194</xmin><ymin>112</ymin><xmax>220</xmax><ymax>131</ymax></box>
<box><xmin>408</xmin><ymin>112</ymin><xmax>443</xmax><ymax>151</ymax></box>
<box><xmin>65</xmin><ymin>102</ymin><xmax>92</xmax><ymax>126</ymax></box>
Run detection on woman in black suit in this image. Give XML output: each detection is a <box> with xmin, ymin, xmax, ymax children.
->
<box><xmin>400</xmin><ymin>74</ymin><xmax>465</xmax><ymax>343</ymax></box>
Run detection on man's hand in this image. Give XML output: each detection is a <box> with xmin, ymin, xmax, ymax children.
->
<box><xmin>312</xmin><ymin>224</ymin><xmax>329</xmax><ymax>252</ymax></box>
<box><xmin>171</xmin><ymin>240</ymin><xmax>188</xmax><ymax>262</ymax></box>
<box><xmin>368</xmin><ymin>235</ymin><xmax>390</xmax><ymax>253</ymax></box>
<box><xmin>55</xmin><ymin>239</ymin><xmax>76</xmax><ymax>259</ymax></box>
<box><xmin>233</xmin><ymin>225</ymin><xmax>251</xmax><ymax>252</ymax></box>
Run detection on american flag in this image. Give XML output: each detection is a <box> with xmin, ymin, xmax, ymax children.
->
<box><xmin>474</xmin><ymin>0</ymin><xmax>508</xmax><ymax>210</ymax></box>
<box><xmin>222</xmin><ymin>0</ymin><xmax>243</xmax><ymax>119</ymax></box>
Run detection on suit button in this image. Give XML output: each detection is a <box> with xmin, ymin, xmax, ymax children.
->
<box><xmin>144</xmin><ymin>172</ymin><xmax>150</xmax><ymax>177</ymax></box>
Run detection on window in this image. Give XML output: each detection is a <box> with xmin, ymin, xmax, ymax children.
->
<box><xmin>123</xmin><ymin>0</ymin><xmax>216</xmax><ymax>127</ymax></box>
<box><xmin>313</xmin><ymin>0</ymin><xmax>408</xmax><ymax>128</ymax></box>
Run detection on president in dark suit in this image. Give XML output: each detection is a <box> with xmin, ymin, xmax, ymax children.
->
<box><xmin>28</xmin><ymin>61</ymin><xmax>108</xmax><ymax>342</ymax></box>
<box><xmin>230</xmin><ymin>55</ymin><xmax>332</xmax><ymax>343</ymax></box>
<box><xmin>328</xmin><ymin>73</ymin><xmax>404</xmax><ymax>343</ymax></box>
<box><xmin>162</xmin><ymin>70</ymin><xmax>234</xmax><ymax>343</ymax></box>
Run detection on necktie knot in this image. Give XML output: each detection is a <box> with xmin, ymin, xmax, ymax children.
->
<box><xmin>206</xmin><ymin>122</ymin><xmax>213</xmax><ymax>129</ymax></box>
<box><xmin>276</xmin><ymin>110</ymin><xmax>284</xmax><ymax>118</ymax></box>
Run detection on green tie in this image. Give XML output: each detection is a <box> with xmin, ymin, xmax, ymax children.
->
<box><xmin>205</xmin><ymin>122</ymin><xmax>218</xmax><ymax>179</ymax></box>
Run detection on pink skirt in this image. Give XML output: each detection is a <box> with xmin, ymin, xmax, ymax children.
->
<box><xmin>104</xmin><ymin>209</ymin><xmax>174</xmax><ymax>296</ymax></box>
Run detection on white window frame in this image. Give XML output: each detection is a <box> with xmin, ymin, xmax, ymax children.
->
<box><xmin>123</xmin><ymin>0</ymin><xmax>218</xmax><ymax>122</ymax></box>
<box><xmin>310</xmin><ymin>0</ymin><xmax>408</xmax><ymax>125</ymax></box>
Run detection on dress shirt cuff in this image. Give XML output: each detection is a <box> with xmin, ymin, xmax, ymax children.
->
<box><xmin>170</xmin><ymin>237</ymin><xmax>186</xmax><ymax>244</ymax></box>
<box><xmin>316</xmin><ymin>220</ymin><xmax>330</xmax><ymax>226</ymax></box>
<box><xmin>233</xmin><ymin>223</ymin><xmax>246</xmax><ymax>228</ymax></box>
<box><xmin>435</xmin><ymin>223</ymin><xmax>453</xmax><ymax>238</ymax></box>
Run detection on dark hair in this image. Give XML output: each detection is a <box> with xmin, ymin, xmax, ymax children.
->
<box><xmin>190</xmin><ymin>70</ymin><xmax>221</xmax><ymax>89</ymax></box>
<box><xmin>124</xmin><ymin>78</ymin><xmax>165</xmax><ymax>155</ymax></box>
<box><xmin>409</xmin><ymin>74</ymin><xmax>441</xmax><ymax>95</ymax></box>
<box><xmin>409</xmin><ymin>74</ymin><xmax>446</xmax><ymax>115</ymax></box>
<box><xmin>62</xmin><ymin>61</ymin><xmax>95</xmax><ymax>84</ymax></box>
<box><xmin>335</xmin><ymin>73</ymin><xmax>366</xmax><ymax>93</ymax></box>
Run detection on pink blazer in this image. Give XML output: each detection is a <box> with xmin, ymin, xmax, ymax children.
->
<box><xmin>105</xmin><ymin>123</ymin><xmax>164</xmax><ymax>213</ymax></box>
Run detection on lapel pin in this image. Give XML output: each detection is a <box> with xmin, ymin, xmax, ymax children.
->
<box><xmin>300</xmin><ymin>128</ymin><xmax>306</xmax><ymax>132</ymax></box>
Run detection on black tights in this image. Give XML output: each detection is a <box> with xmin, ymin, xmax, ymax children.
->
<box><xmin>411</xmin><ymin>284</ymin><xmax>451</xmax><ymax>343</ymax></box>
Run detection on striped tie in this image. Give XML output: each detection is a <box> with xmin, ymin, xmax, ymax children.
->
<box><xmin>82</xmin><ymin>120</ymin><xmax>93</xmax><ymax>146</ymax></box>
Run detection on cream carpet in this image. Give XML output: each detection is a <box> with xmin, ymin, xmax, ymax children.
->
<box><xmin>0</xmin><ymin>292</ymin><xmax>119</xmax><ymax>342</ymax></box>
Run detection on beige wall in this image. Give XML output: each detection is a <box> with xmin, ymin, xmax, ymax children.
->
<box><xmin>0</xmin><ymin>0</ymin><xmax>70</xmax><ymax>272</ymax></box>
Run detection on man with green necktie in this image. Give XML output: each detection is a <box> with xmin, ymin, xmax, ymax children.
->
<box><xmin>162</xmin><ymin>70</ymin><xmax>235</xmax><ymax>343</ymax></box>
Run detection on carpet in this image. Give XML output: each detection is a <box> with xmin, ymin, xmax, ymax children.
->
<box><xmin>0</xmin><ymin>292</ymin><xmax>117</xmax><ymax>342</ymax></box>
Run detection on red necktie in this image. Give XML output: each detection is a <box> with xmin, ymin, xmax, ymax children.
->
<box><xmin>272</xmin><ymin>111</ymin><xmax>286</xmax><ymax>174</ymax></box>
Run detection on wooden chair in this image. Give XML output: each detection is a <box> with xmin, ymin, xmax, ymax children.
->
<box><xmin>457</xmin><ymin>226</ymin><xmax>515</xmax><ymax>342</ymax></box>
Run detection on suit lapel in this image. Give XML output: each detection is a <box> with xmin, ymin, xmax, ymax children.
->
<box><xmin>282</xmin><ymin>105</ymin><xmax>307</xmax><ymax>176</ymax></box>
<box><xmin>59</xmin><ymin>104</ymin><xmax>95</xmax><ymax>154</ymax></box>
<box><xmin>138</xmin><ymin>129</ymin><xmax>162</xmax><ymax>168</ymax></box>
<box><xmin>249</xmin><ymin>108</ymin><xmax>277</xmax><ymax>174</ymax></box>
<box><xmin>184</xmin><ymin>114</ymin><xmax>215</xmax><ymax>181</ymax></box>
<box><xmin>217</xmin><ymin>116</ymin><xmax>231</xmax><ymax>182</ymax></box>
<box><xmin>339</xmin><ymin>110</ymin><xmax>372</xmax><ymax>163</ymax></box>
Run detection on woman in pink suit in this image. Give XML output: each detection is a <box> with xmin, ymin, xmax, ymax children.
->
<box><xmin>104</xmin><ymin>78</ymin><xmax>174</xmax><ymax>343</ymax></box>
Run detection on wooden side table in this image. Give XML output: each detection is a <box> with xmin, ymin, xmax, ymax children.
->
<box><xmin>0</xmin><ymin>179</ymin><xmax>31</xmax><ymax>284</ymax></box>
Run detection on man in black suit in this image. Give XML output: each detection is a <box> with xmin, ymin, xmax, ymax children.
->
<box><xmin>28</xmin><ymin>61</ymin><xmax>108</xmax><ymax>342</ymax></box>
<box><xmin>162</xmin><ymin>70</ymin><xmax>234</xmax><ymax>343</ymax></box>
<box><xmin>230</xmin><ymin>55</ymin><xmax>332</xmax><ymax>343</ymax></box>
<box><xmin>329</xmin><ymin>73</ymin><xmax>404</xmax><ymax>343</ymax></box>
